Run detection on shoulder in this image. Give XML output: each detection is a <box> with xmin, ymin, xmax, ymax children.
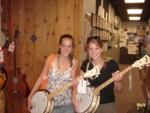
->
<box><xmin>105</xmin><ymin>58</ymin><xmax>119</xmax><ymax>72</ymax></box>
<box><xmin>104</xmin><ymin>57</ymin><xmax>117</xmax><ymax>64</ymax></box>
<box><xmin>72</xmin><ymin>57</ymin><xmax>78</xmax><ymax>68</ymax></box>
<box><xmin>47</xmin><ymin>54</ymin><xmax>57</xmax><ymax>59</ymax></box>
<box><xmin>73</xmin><ymin>57</ymin><xmax>78</xmax><ymax>63</ymax></box>
<box><xmin>45</xmin><ymin>53</ymin><xmax>57</xmax><ymax>63</ymax></box>
<box><xmin>82</xmin><ymin>59</ymin><xmax>88</xmax><ymax>64</ymax></box>
<box><xmin>80</xmin><ymin>60</ymin><xmax>89</xmax><ymax>72</ymax></box>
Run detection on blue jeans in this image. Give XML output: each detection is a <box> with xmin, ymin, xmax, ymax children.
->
<box><xmin>52</xmin><ymin>103</ymin><xmax>75</xmax><ymax>113</ymax></box>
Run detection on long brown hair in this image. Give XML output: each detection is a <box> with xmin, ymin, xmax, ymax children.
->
<box><xmin>57</xmin><ymin>34</ymin><xmax>74</xmax><ymax>66</ymax></box>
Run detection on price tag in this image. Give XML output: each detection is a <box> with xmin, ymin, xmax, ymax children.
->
<box><xmin>77</xmin><ymin>79</ymin><xmax>87</xmax><ymax>94</ymax></box>
<box><xmin>8</xmin><ymin>42</ymin><xmax>15</xmax><ymax>52</ymax></box>
<box><xmin>0</xmin><ymin>47</ymin><xmax>4</xmax><ymax>63</ymax></box>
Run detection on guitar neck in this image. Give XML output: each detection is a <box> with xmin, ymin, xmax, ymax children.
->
<box><xmin>47</xmin><ymin>75</ymin><xmax>83</xmax><ymax>100</ymax></box>
<box><xmin>93</xmin><ymin>66</ymin><xmax>132</xmax><ymax>94</ymax></box>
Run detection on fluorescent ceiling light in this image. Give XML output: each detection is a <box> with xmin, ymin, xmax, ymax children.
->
<box><xmin>127</xmin><ymin>9</ymin><xmax>142</xmax><ymax>14</ymax></box>
<box><xmin>125</xmin><ymin>0</ymin><xmax>145</xmax><ymax>3</ymax></box>
<box><xmin>129</xmin><ymin>17</ymin><xmax>141</xmax><ymax>20</ymax></box>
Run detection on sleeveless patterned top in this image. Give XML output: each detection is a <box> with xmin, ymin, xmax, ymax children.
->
<box><xmin>46</xmin><ymin>62</ymin><xmax>73</xmax><ymax>106</ymax></box>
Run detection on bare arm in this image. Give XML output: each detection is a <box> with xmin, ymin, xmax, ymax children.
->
<box><xmin>71</xmin><ymin>58</ymin><xmax>79</xmax><ymax>102</ymax></box>
<box><xmin>72</xmin><ymin>67</ymin><xmax>85</xmax><ymax>113</ymax></box>
<box><xmin>112</xmin><ymin>71</ymin><xmax>123</xmax><ymax>93</ymax></box>
<box><xmin>27</xmin><ymin>55</ymin><xmax>52</xmax><ymax>111</ymax></box>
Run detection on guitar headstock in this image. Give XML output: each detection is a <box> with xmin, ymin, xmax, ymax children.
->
<box><xmin>83</xmin><ymin>66</ymin><xmax>100</xmax><ymax>78</ymax></box>
<box><xmin>132</xmin><ymin>55</ymin><xmax>150</xmax><ymax>68</ymax></box>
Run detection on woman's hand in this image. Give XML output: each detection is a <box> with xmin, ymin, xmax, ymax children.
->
<box><xmin>112</xmin><ymin>71</ymin><xmax>123</xmax><ymax>93</ymax></box>
<box><xmin>72</xmin><ymin>98</ymin><xmax>82</xmax><ymax>113</ymax></box>
<box><xmin>112</xmin><ymin>71</ymin><xmax>123</xmax><ymax>82</ymax></box>
<box><xmin>27</xmin><ymin>97</ymin><xmax>34</xmax><ymax>112</ymax></box>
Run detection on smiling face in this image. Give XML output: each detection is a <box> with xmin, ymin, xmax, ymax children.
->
<box><xmin>88</xmin><ymin>42</ymin><xmax>103</xmax><ymax>61</ymax></box>
<box><xmin>59</xmin><ymin>38</ymin><xmax>73</xmax><ymax>57</ymax></box>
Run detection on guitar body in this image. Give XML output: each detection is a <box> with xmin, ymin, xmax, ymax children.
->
<box><xmin>0</xmin><ymin>65</ymin><xmax>8</xmax><ymax>91</ymax></box>
<box><xmin>76</xmin><ymin>87</ymin><xmax>100</xmax><ymax>113</ymax></box>
<box><xmin>6</xmin><ymin>68</ymin><xmax>30</xmax><ymax>99</ymax></box>
<box><xmin>31</xmin><ymin>89</ymin><xmax>54</xmax><ymax>113</ymax></box>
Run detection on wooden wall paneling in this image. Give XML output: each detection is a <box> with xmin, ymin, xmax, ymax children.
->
<box><xmin>42</xmin><ymin>0</ymin><xmax>51</xmax><ymax>57</ymax></box>
<box><xmin>0</xmin><ymin>0</ymin><xmax>5</xmax><ymax>112</ymax></box>
<box><xmin>5</xmin><ymin>0</ymin><xmax>20</xmax><ymax>113</ymax></box>
<box><xmin>45</xmin><ymin>0</ymin><xmax>54</xmax><ymax>54</ymax></box>
<box><xmin>35</xmin><ymin>0</ymin><xmax>45</xmax><ymax>78</ymax></box>
<box><xmin>40</xmin><ymin>0</ymin><xmax>50</xmax><ymax>58</ymax></box>
<box><xmin>56</xmin><ymin>0</ymin><xmax>65</xmax><ymax>40</ymax></box>
<box><xmin>1</xmin><ymin>0</ymin><xmax>83</xmax><ymax>113</ymax></box>
<box><xmin>27</xmin><ymin>0</ymin><xmax>39</xmax><ymax>88</ymax></box>
<box><xmin>25</xmin><ymin>0</ymin><xmax>36</xmax><ymax>88</ymax></box>
<box><xmin>50</xmin><ymin>0</ymin><xmax>57</xmax><ymax>53</ymax></box>
<box><xmin>0</xmin><ymin>91</ymin><xmax>5</xmax><ymax>113</ymax></box>
<box><xmin>1</xmin><ymin>1</ymin><xmax>11</xmax><ymax>113</ymax></box>
<box><xmin>65</xmin><ymin>0</ymin><xmax>74</xmax><ymax>35</ymax></box>
<box><xmin>0</xmin><ymin>0</ymin><xmax>1</xmax><ymax>46</ymax></box>
<box><xmin>74</xmin><ymin>0</ymin><xmax>83</xmax><ymax>66</ymax></box>
<box><xmin>12</xmin><ymin>0</ymin><xmax>26</xmax><ymax>112</ymax></box>
<box><xmin>18</xmin><ymin>0</ymin><xmax>25</xmax><ymax>71</ymax></box>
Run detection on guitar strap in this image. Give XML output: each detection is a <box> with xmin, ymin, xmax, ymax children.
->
<box><xmin>86</xmin><ymin>62</ymin><xmax>91</xmax><ymax>85</ymax></box>
<box><xmin>86</xmin><ymin>62</ymin><xmax>89</xmax><ymax>72</ymax></box>
<box><xmin>40</xmin><ymin>54</ymin><xmax>56</xmax><ymax>89</ymax></box>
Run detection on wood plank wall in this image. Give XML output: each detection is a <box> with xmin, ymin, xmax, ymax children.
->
<box><xmin>0</xmin><ymin>0</ymin><xmax>83</xmax><ymax>113</ymax></box>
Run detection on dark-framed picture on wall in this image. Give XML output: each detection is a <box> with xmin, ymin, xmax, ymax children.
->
<box><xmin>91</xmin><ymin>13</ymin><xmax>96</xmax><ymax>27</ymax></box>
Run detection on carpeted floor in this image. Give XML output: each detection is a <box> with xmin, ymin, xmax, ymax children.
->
<box><xmin>115</xmin><ymin>64</ymin><xmax>145</xmax><ymax>113</ymax></box>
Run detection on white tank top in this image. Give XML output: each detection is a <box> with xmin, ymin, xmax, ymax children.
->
<box><xmin>46</xmin><ymin>63</ymin><xmax>73</xmax><ymax>106</ymax></box>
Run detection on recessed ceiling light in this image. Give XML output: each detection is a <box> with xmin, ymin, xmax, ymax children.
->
<box><xmin>125</xmin><ymin>0</ymin><xmax>145</xmax><ymax>3</ymax></box>
<box><xmin>129</xmin><ymin>17</ymin><xmax>141</xmax><ymax>20</ymax></box>
<box><xmin>127</xmin><ymin>9</ymin><xmax>142</xmax><ymax>14</ymax></box>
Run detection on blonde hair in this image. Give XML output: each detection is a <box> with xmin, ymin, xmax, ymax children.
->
<box><xmin>86</xmin><ymin>36</ymin><xmax>112</xmax><ymax>67</ymax></box>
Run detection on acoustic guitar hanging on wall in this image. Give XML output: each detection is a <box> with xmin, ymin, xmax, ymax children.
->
<box><xmin>6</xmin><ymin>30</ymin><xmax>30</xmax><ymax>99</ymax></box>
<box><xmin>0</xmin><ymin>64</ymin><xmax>8</xmax><ymax>91</ymax></box>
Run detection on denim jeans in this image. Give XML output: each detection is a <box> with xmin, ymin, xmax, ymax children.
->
<box><xmin>52</xmin><ymin>103</ymin><xmax>75</xmax><ymax>113</ymax></box>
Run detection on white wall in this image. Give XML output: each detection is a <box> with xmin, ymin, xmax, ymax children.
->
<box><xmin>83</xmin><ymin>0</ymin><xmax>96</xmax><ymax>14</ymax></box>
<box><xmin>82</xmin><ymin>0</ymin><xmax>96</xmax><ymax>61</ymax></box>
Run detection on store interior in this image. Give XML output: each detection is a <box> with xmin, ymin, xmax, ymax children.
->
<box><xmin>0</xmin><ymin>0</ymin><xmax>150</xmax><ymax>113</ymax></box>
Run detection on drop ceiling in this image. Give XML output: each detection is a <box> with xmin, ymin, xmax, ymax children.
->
<box><xmin>109</xmin><ymin>0</ymin><xmax>150</xmax><ymax>21</ymax></box>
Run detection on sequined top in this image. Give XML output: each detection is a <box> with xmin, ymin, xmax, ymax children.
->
<box><xmin>46</xmin><ymin>63</ymin><xmax>73</xmax><ymax>106</ymax></box>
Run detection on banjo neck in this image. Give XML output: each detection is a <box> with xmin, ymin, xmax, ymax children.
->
<box><xmin>47</xmin><ymin>75</ymin><xmax>83</xmax><ymax>100</ymax></box>
<box><xmin>93</xmin><ymin>66</ymin><xmax>132</xmax><ymax>94</ymax></box>
<box><xmin>93</xmin><ymin>55</ymin><xmax>150</xmax><ymax>94</ymax></box>
<box><xmin>46</xmin><ymin>66</ymin><xmax>100</xmax><ymax>100</ymax></box>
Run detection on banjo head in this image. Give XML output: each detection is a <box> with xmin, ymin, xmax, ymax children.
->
<box><xmin>76</xmin><ymin>87</ymin><xmax>100</xmax><ymax>113</ymax></box>
<box><xmin>1</xmin><ymin>32</ymin><xmax>6</xmax><ymax>47</ymax></box>
<box><xmin>76</xmin><ymin>87</ymin><xmax>93</xmax><ymax>112</ymax></box>
<box><xmin>1</xmin><ymin>29</ymin><xmax>10</xmax><ymax>49</ymax></box>
<box><xmin>31</xmin><ymin>90</ymin><xmax>49</xmax><ymax>113</ymax></box>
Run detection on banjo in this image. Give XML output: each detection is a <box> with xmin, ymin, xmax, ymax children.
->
<box><xmin>76</xmin><ymin>55</ymin><xmax>150</xmax><ymax>113</ymax></box>
<box><xmin>1</xmin><ymin>28</ymin><xmax>10</xmax><ymax>49</ymax></box>
<box><xmin>31</xmin><ymin>66</ymin><xmax>100</xmax><ymax>113</ymax></box>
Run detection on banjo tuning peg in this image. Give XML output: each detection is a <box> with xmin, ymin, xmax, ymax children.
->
<box><xmin>139</xmin><ymin>66</ymin><xmax>143</xmax><ymax>70</ymax></box>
